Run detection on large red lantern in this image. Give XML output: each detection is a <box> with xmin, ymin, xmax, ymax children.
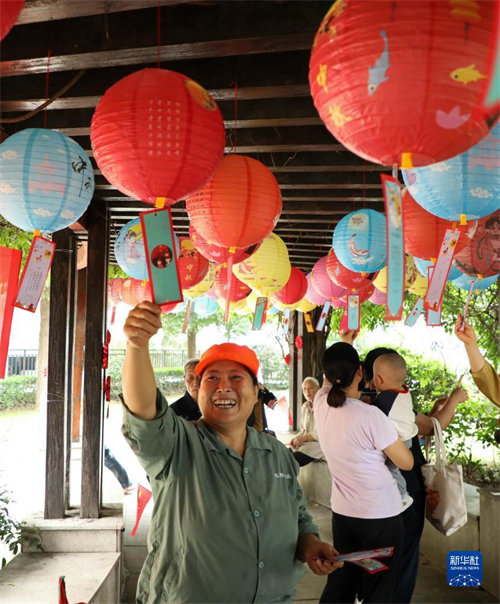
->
<box><xmin>108</xmin><ymin>278</ymin><xmax>125</xmax><ymax>305</ymax></box>
<box><xmin>453</xmin><ymin>210</ymin><xmax>500</xmax><ymax>278</ymax></box>
<box><xmin>310</xmin><ymin>1</ymin><xmax>496</xmax><ymax>167</ymax></box>
<box><xmin>178</xmin><ymin>237</ymin><xmax>210</xmax><ymax>291</ymax></box>
<box><xmin>1</xmin><ymin>0</ymin><xmax>24</xmax><ymax>41</ymax></box>
<box><xmin>186</xmin><ymin>155</ymin><xmax>282</xmax><ymax>249</ymax></box>
<box><xmin>326</xmin><ymin>248</ymin><xmax>378</xmax><ymax>291</ymax></box>
<box><xmin>91</xmin><ymin>69</ymin><xmax>225</xmax><ymax>205</ymax></box>
<box><xmin>189</xmin><ymin>223</ymin><xmax>261</xmax><ymax>264</ymax></box>
<box><xmin>213</xmin><ymin>266</ymin><xmax>251</xmax><ymax>302</ymax></box>
<box><xmin>271</xmin><ymin>267</ymin><xmax>307</xmax><ymax>306</ymax></box>
<box><xmin>403</xmin><ymin>189</ymin><xmax>476</xmax><ymax>259</ymax></box>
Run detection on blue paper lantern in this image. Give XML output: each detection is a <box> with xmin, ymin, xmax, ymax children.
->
<box><xmin>114</xmin><ymin>218</ymin><xmax>148</xmax><ymax>280</ymax></box>
<box><xmin>114</xmin><ymin>218</ymin><xmax>179</xmax><ymax>280</ymax></box>
<box><xmin>193</xmin><ymin>295</ymin><xmax>219</xmax><ymax>317</ymax></box>
<box><xmin>402</xmin><ymin>122</ymin><xmax>500</xmax><ymax>222</ymax></box>
<box><xmin>452</xmin><ymin>273</ymin><xmax>497</xmax><ymax>291</ymax></box>
<box><xmin>414</xmin><ymin>256</ymin><xmax>461</xmax><ymax>282</ymax></box>
<box><xmin>332</xmin><ymin>209</ymin><xmax>386</xmax><ymax>273</ymax></box>
<box><xmin>0</xmin><ymin>128</ymin><xmax>94</xmax><ymax>233</ymax></box>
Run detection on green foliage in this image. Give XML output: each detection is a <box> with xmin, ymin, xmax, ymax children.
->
<box><xmin>108</xmin><ymin>264</ymin><xmax>128</xmax><ymax>278</ymax></box>
<box><xmin>0</xmin><ymin>218</ymin><xmax>32</xmax><ymax>257</ymax></box>
<box><xmin>107</xmin><ymin>353</ymin><xmax>185</xmax><ymax>400</ymax></box>
<box><xmin>252</xmin><ymin>343</ymin><xmax>289</xmax><ymax>390</ymax></box>
<box><xmin>0</xmin><ymin>487</ymin><xmax>43</xmax><ymax>567</ymax></box>
<box><xmin>0</xmin><ymin>376</ymin><xmax>37</xmax><ymax>411</ymax></box>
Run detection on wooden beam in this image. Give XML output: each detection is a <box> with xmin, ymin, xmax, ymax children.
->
<box><xmin>0</xmin><ymin>85</ymin><xmax>310</xmax><ymax>113</ymax></box>
<box><xmin>0</xmin><ymin>33</ymin><xmax>313</xmax><ymax>76</ymax></box>
<box><xmin>81</xmin><ymin>203</ymin><xmax>109</xmax><ymax>518</ymax></box>
<box><xmin>45</xmin><ymin>228</ymin><xmax>72</xmax><ymax>519</ymax></box>
<box><xmin>16</xmin><ymin>0</ymin><xmax>193</xmax><ymax>24</ymax></box>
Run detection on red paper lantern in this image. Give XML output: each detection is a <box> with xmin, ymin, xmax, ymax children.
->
<box><xmin>178</xmin><ymin>237</ymin><xmax>210</xmax><ymax>290</ymax></box>
<box><xmin>131</xmin><ymin>279</ymin><xmax>153</xmax><ymax>303</ymax></box>
<box><xmin>186</xmin><ymin>155</ymin><xmax>282</xmax><ymax>249</ymax></box>
<box><xmin>1</xmin><ymin>0</ymin><xmax>24</xmax><ymax>41</ymax></box>
<box><xmin>326</xmin><ymin>248</ymin><xmax>378</xmax><ymax>290</ymax></box>
<box><xmin>213</xmin><ymin>266</ymin><xmax>251</xmax><ymax>302</ymax></box>
<box><xmin>310</xmin><ymin>1</ymin><xmax>496</xmax><ymax>167</ymax></box>
<box><xmin>271</xmin><ymin>267</ymin><xmax>307</xmax><ymax>306</ymax></box>
<box><xmin>189</xmin><ymin>223</ymin><xmax>261</xmax><ymax>264</ymax></box>
<box><xmin>91</xmin><ymin>69</ymin><xmax>225</xmax><ymax>205</ymax></box>
<box><xmin>121</xmin><ymin>279</ymin><xmax>139</xmax><ymax>307</ymax></box>
<box><xmin>403</xmin><ymin>189</ymin><xmax>476</xmax><ymax>259</ymax></box>
<box><xmin>453</xmin><ymin>210</ymin><xmax>500</xmax><ymax>277</ymax></box>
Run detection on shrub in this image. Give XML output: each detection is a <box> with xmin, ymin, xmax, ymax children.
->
<box><xmin>0</xmin><ymin>375</ymin><xmax>37</xmax><ymax>411</ymax></box>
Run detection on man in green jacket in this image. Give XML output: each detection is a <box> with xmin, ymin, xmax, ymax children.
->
<box><xmin>122</xmin><ymin>301</ymin><xmax>342</xmax><ymax>603</ymax></box>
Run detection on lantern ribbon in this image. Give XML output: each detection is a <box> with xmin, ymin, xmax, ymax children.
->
<box><xmin>347</xmin><ymin>294</ymin><xmax>360</xmax><ymax>331</ymax></box>
<box><xmin>381</xmin><ymin>175</ymin><xmax>405</xmax><ymax>320</ymax></box>
<box><xmin>252</xmin><ymin>296</ymin><xmax>268</xmax><ymax>330</ymax></box>
<box><xmin>424</xmin><ymin>228</ymin><xmax>460</xmax><ymax>311</ymax></box>
<box><xmin>315</xmin><ymin>301</ymin><xmax>331</xmax><ymax>332</ymax></box>
<box><xmin>224</xmin><ymin>248</ymin><xmax>236</xmax><ymax>323</ymax></box>
<box><xmin>181</xmin><ymin>300</ymin><xmax>192</xmax><ymax>334</ymax></box>
<box><xmin>282</xmin><ymin>308</ymin><xmax>291</xmax><ymax>335</ymax></box>
<box><xmin>0</xmin><ymin>247</ymin><xmax>22</xmax><ymax>379</ymax></box>
<box><xmin>339</xmin><ymin>303</ymin><xmax>348</xmax><ymax>332</ymax></box>
<box><xmin>303</xmin><ymin>312</ymin><xmax>314</xmax><ymax>333</ymax></box>
<box><xmin>458</xmin><ymin>279</ymin><xmax>476</xmax><ymax>332</ymax></box>
<box><xmin>404</xmin><ymin>297</ymin><xmax>424</xmax><ymax>327</ymax></box>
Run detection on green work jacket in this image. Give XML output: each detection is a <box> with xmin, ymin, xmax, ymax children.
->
<box><xmin>122</xmin><ymin>390</ymin><xmax>318</xmax><ymax>604</ymax></box>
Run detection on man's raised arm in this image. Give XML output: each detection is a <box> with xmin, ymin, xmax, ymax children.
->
<box><xmin>122</xmin><ymin>301</ymin><xmax>162</xmax><ymax>420</ymax></box>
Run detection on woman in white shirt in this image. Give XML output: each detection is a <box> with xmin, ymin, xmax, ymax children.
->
<box><xmin>290</xmin><ymin>377</ymin><xmax>325</xmax><ymax>466</ymax></box>
<box><xmin>314</xmin><ymin>342</ymin><xmax>413</xmax><ymax>603</ymax></box>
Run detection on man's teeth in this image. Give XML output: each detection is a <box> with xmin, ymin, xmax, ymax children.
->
<box><xmin>213</xmin><ymin>399</ymin><xmax>236</xmax><ymax>408</ymax></box>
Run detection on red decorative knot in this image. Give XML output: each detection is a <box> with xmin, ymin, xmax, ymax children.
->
<box><xmin>295</xmin><ymin>336</ymin><xmax>303</xmax><ymax>350</ymax></box>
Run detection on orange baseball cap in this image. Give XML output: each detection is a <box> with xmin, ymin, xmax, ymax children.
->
<box><xmin>195</xmin><ymin>343</ymin><xmax>260</xmax><ymax>378</ymax></box>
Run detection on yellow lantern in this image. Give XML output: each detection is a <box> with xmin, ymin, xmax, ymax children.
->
<box><xmin>296</xmin><ymin>297</ymin><xmax>317</xmax><ymax>313</ymax></box>
<box><xmin>373</xmin><ymin>255</ymin><xmax>419</xmax><ymax>293</ymax></box>
<box><xmin>233</xmin><ymin>233</ymin><xmax>291</xmax><ymax>296</ymax></box>
<box><xmin>408</xmin><ymin>272</ymin><xmax>428</xmax><ymax>297</ymax></box>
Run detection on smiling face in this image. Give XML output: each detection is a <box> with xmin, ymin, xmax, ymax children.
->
<box><xmin>198</xmin><ymin>360</ymin><xmax>259</xmax><ymax>430</ymax></box>
<box><xmin>302</xmin><ymin>380</ymin><xmax>320</xmax><ymax>403</ymax></box>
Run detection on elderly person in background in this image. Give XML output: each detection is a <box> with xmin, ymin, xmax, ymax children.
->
<box><xmin>121</xmin><ymin>301</ymin><xmax>342</xmax><ymax>604</ymax></box>
<box><xmin>289</xmin><ymin>377</ymin><xmax>325</xmax><ymax>467</ymax></box>
<box><xmin>169</xmin><ymin>357</ymin><xmax>201</xmax><ymax>420</ymax></box>
<box><xmin>455</xmin><ymin>315</ymin><xmax>500</xmax><ymax>406</ymax></box>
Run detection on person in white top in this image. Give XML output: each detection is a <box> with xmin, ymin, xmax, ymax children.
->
<box><xmin>289</xmin><ymin>377</ymin><xmax>325</xmax><ymax>466</ymax></box>
<box><xmin>314</xmin><ymin>342</ymin><xmax>413</xmax><ymax>604</ymax></box>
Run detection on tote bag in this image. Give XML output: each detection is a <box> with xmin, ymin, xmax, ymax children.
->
<box><xmin>421</xmin><ymin>417</ymin><xmax>468</xmax><ymax>536</ymax></box>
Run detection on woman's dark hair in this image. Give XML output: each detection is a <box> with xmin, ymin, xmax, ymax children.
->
<box><xmin>321</xmin><ymin>342</ymin><xmax>361</xmax><ymax>408</ymax></box>
<box><xmin>363</xmin><ymin>347</ymin><xmax>397</xmax><ymax>384</ymax></box>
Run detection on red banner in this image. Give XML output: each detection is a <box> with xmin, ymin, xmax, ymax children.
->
<box><xmin>0</xmin><ymin>247</ymin><xmax>22</xmax><ymax>379</ymax></box>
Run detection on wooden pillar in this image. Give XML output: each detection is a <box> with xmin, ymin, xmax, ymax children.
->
<box><xmin>81</xmin><ymin>203</ymin><xmax>109</xmax><ymax>518</ymax></box>
<box><xmin>72</xmin><ymin>268</ymin><xmax>87</xmax><ymax>441</ymax></box>
<box><xmin>45</xmin><ymin>228</ymin><xmax>72</xmax><ymax>519</ymax></box>
<box><xmin>288</xmin><ymin>312</ymin><xmax>300</xmax><ymax>431</ymax></box>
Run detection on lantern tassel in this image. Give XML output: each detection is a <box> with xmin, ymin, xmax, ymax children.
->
<box><xmin>224</xmin><ymin>248</ymin><xmax>236</xmax><ymax>322</ymax></box>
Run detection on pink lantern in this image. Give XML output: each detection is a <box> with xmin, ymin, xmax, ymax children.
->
<box><xmin>311</xmin><ymin>256</ymin><xmax>347</xmax><ymax>301</ymax></box>
<box><xmin>453</xmin><ymin>210</ymin><xmax>500</xmax><ymax>277</ymax></box>
<box><xmin>305</xmin><ymin>273</ymin><xmax>326</xmax><ymax>305</ymax></box>
<box><xmin>271</xmin><ymin>267</ymin><xmax>307</xmax><ymax>306</ymax></box>
<box><xmin>369</xmin><ymin>286</ymin><xmax>387</xmax><ymax>306</ymax></box>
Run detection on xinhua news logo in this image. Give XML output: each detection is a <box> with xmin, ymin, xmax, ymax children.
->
<box><xmin>447</xmin><ymin>551</ymin><xmax>482</xmax><ymax>587</ymax></box>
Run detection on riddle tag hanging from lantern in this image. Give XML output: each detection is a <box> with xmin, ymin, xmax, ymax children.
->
<box><xmin>14</xmin><ymin>235</ymin><xmax>56</xmax><ymax>313</ymax></box>
<box><xmin>405</xmin><ymin>297</ymin><xmax>425</xmax><ymax>327</ymax></box>
<box><xmin>140</xmin><ymin>207</ymin><xmax>183</xmax><ymax>305</ymax></box>
<box><xmin>426</xmin><ymin>267</ymin><xmax>442</xmax><ymax>326</ymax></box>
<box><xmin>381</xmin><ymin>175</ymin><xmax>405</xmax><ymax>320</ymax></box>
<box><xmin>252</xmin><ymin>297</ymin><xmax>268</xmax><ymax>331</ymax></box>
<box><xmin>424</xmin><ymin>228</ymin><xmax>461</xmax><ymax>311</ymax></box>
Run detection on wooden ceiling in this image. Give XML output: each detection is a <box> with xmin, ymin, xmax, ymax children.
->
<box><xmin>0</xmin><ymin>0</ymin><xmax>391</xmax><ymax>272</ymax></box>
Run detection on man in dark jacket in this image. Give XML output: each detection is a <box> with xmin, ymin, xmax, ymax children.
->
<box><xmin>170</xmin><ymin>358</ymin><xmax>201</xmax><ymax>421</ymax></box>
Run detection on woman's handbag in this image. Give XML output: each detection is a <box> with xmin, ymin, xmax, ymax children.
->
<box><xmin>421</xmin><ymin>417</ymin><xmax>468</xmax><ymax>536</ymax></box>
